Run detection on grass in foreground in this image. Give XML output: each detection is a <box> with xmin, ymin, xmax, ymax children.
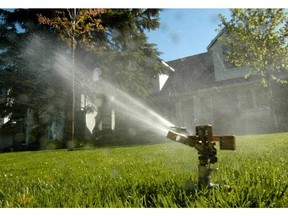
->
<box><xmin>0</xmin><ymin>133</ymin><xmax>288</xmax><ymax>207</ymax></box>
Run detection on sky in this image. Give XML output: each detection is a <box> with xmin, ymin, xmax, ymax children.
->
<box><xmin>3</xmin><ymin>2</ymin><xmax>287</xmax><ymax>64</ymax></box>
<box><xmin>2</xmin><ymin>1</ymin><xmax>288</xmax><ymax>89</ymax></box>
<box><xmin>144</xmin><ymin>8</ymin><xmax>232</xmax><ymax>88</ymax></box>
<box><xmin>144</xmin><ymin>7</ymin><xmax>286</xmax><ymax>88</ymax></box>
<box><xmin>146</xmin><ymin>9</ymin><xmax>231</xmax><ymax>62</ymax></box>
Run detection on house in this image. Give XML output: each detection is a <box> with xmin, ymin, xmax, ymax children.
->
<box><xmin>2</xmin><ymin>29</ymin><xmax>288</xmax><ymax>151</ymax></box>
<box><xmin>150</xmin><ymin>31</ymin><xmax>288</xmax><ymax>135</ymax></box>
<box><xmin>0</xmin><ymin>72</ymin><xmax>160</xmax><ymax>150</ymax></box>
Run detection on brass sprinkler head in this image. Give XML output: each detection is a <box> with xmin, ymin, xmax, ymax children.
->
<box><xmin>167</xmin><ymin>124</ymin><xmax>235</xmax><ymax>189</ymax></box>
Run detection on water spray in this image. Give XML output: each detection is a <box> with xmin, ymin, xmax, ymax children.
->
<box><xmin>167</xmin><ymin>124</ymin><xmax>235</xmax><ymax>189</ymax></box>
<box><xmin>52</xmin><ymin>50</ymin><xmax>175</xmax><ymax>141</ymax></box>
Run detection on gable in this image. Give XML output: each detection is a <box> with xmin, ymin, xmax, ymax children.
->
<box><xmin>207</xmin><ymin>30</ymin><xmax>249</xmax><ymax>81</ymax></box>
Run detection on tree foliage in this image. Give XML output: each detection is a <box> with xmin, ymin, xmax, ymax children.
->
<box><xmin>37</xmin><ymin>9</ymin><xmax>107</xmax><ymax>50</ymax></box>
<box><xmin>0</xmin><ymin>9</ymin><xmax>67</xmax><ymax>142</ymax></box>
<box><xmin>37</xmin><ymin>9</ymin><xmax>165</xmax><ymax>98</ymax></box>
<box><xmin>0</xmin><ymin>10</ymin><xmax>63</xmax><ymax>118</ymax></box>
<box><xmin>219</xmin><ymin>9</ymin><xmax>288</xmax><ymax>86</ymax></box>
<box><xmin>98</xmin><ymin>9</ymin><xmax>164</xmax><ymax>97</ymax></box>
<box><xmin>0</xmin><ymin>9</ymin><xmax>164</xmax><ymax>145</ymax></box>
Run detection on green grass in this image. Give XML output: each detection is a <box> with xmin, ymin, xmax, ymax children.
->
<box><xmin>0</xmin><ymin>133</ymin><xmax>288</xmax><ymax>207</ymax></box>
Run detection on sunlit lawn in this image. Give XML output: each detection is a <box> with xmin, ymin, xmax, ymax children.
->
<box><xmin>0</xmin><ymin>133</ymin><xmax>288</xmax><ymax>207</ymax></box>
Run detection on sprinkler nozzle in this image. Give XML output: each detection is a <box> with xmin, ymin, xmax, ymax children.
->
<box><xmin>169</xmin><ymin>126</ymin><xmax>189</xmax><ymax>134</ymax></box>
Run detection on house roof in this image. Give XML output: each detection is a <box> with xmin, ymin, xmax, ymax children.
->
<box><xmin>157</xmin><ymin>50</ymin><xmax>255</xmax><ymax>98</ymax></box>
<box><xmin>206</xmin><ymin>28</ymin><xmax>225</xmax><ymax>51</ymax></box>
<box><xmin>159</xmin><ymin>52</ymin><xmax>215</xmax><ymax>96</ymax></box>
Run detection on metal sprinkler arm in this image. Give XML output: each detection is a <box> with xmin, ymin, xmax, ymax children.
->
<box><xmin>167</xmin><ymin>127</ymin><xmax>236</xmax><ymax>151</ymax></box>
<box><xmin>166</xmin><ymin>130</ymin><xmax>196</xmax><ymax>147</ymax></box>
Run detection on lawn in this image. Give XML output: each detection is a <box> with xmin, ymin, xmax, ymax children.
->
<box><xmin>0</xmin><ymin>133</ymin><xmax>288</xmax><ymax>207</ymax></box>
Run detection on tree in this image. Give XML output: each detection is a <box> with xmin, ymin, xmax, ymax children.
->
<box><xmin>38</xmin><ymin>9</ymin><xmax>108</xmax><ymax>148</ymax></box>
<box><xmin>37</xmin><ymin>9</ymin><xmax>165</xmax><ymax>146</ymax></box>
<box><xmin>38</xmin><ymin>9</ymin><xmax>164</xmax><ymax>97</ymax></box>
<box><xmin>219</xmin><ymin>9</ymin><xmax>288</xmax><ymax>85</ymax></box>
<box><xmin>96</xmin><ymin>9</ymin><xmax>164</xmax><ymax>97</ymax></box>
<box><xmin>0</xmin><ymin>9</ymin><xmax>67</xmax><ymax>148</ymax></box>
<box><xmin>0</xmin><ymin>9</ymin><xmax>165</xmax><ymax>147</ymax></box>
<box><xmin>219</xmin><ymin>9</ymin><xmax>288</xmax><ymax>130</ymax></box>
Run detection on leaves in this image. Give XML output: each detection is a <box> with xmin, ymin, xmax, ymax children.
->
<box><xmin>37</xmin><ymin>9</ymin><xmax>164</xmax><ymax>98</ymax></box>
<box><xmin>0</xmin><ymin>9</ymin><xmax>164</xmax><ymax>144</ymax></box>
<box><xmin>219</xmin><ymin>9</ymin><xmax>288</xmax><ymax>86</ymax></box>
<box><xmin>37</xmin><ymin>9</ymin><xmax>107</xmax><ymax>50</ymax></box>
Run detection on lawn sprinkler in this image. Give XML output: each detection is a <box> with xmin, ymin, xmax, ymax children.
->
<box><xmin>167</xmin><ymin>124</ymin><xmax>235</xmax><ymax>189</ymax></box>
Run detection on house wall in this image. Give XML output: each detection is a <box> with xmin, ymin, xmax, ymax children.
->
<box><xmin>81</xmin><ymin>93</ymin><xmax>116</xmax><ymax>141</ymax></box>
<box><xmin>173</xmin><ymin>81</ymin><xmax>276</xmax><ymax>135</ymax></box>
<box><xmin>151</xmin><ymin>29</ymin><xmax>288</xmax><ymax>136</ymax></box>
<box><xmin>211</xmin><ymin>82</ymin><xmax>272</xmax><ymax>134</ymax></box>
<box><xmin>205</xmin><ymin>32</ymin><xmax>288</xmax><ymax>134</ymax></box>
